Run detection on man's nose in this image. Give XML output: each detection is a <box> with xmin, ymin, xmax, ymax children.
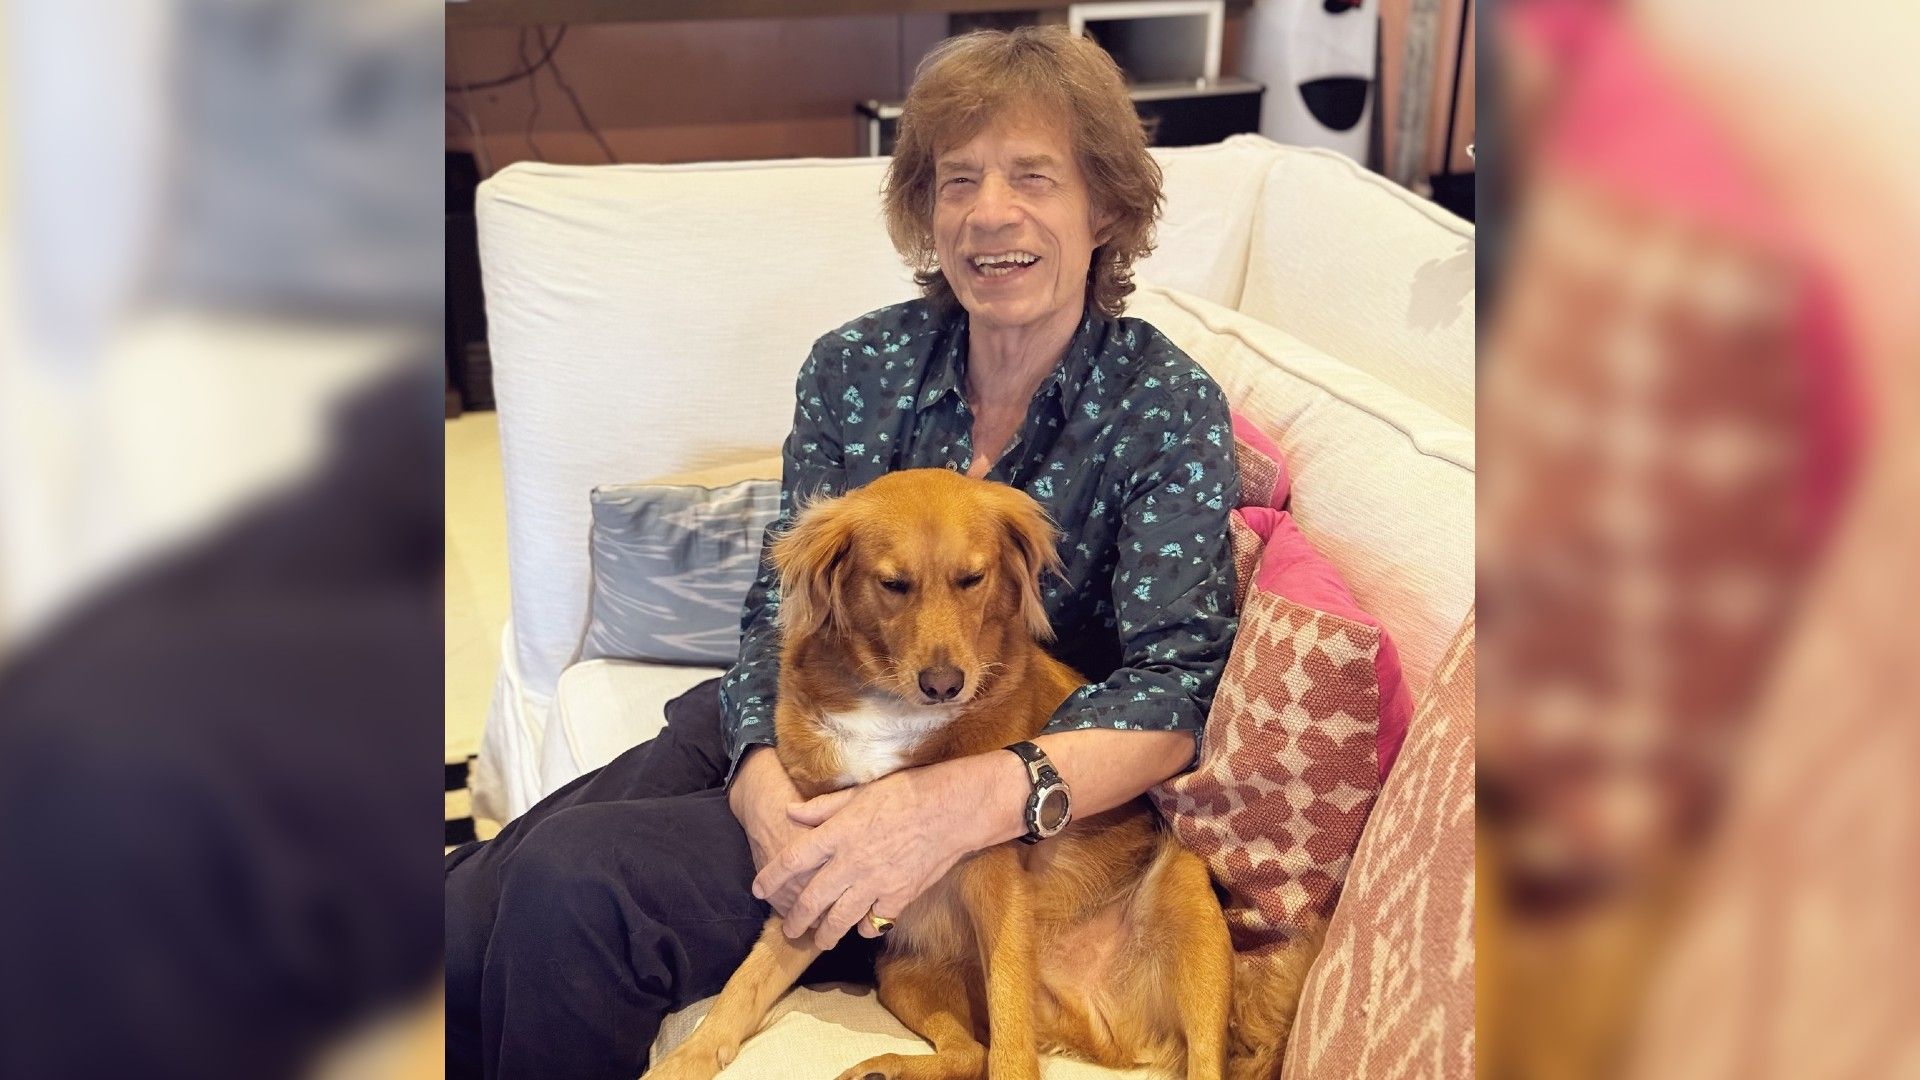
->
<box><xmin>970</xmin><ymin>172</ymin><xmax>1021</xmax><ymax>231</ymax></box>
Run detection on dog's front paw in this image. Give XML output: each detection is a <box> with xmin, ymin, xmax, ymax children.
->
<box><xmin>641</xmin><ymin>1041</ymin><xmax>728</xmax><ymax>1080</ymax></box>
<box><xmin>833</xmin><ymin>1052</ymin><xmax>906</xmax><ymax>1080</ymax></box>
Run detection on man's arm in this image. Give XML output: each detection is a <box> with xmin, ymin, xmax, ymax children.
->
<box><xmin>878</xmin><ymin>370</ymin><xmax>1242</xmax><ymax>847</ymax></box>
<box><xmin>917</xmin><ymin>726</ymin><xmax>1197</xmax><ymax>849</ymax></box>
<box><xmin>1036</xmin><ymin>365</ymin><xmax>1241</xmax><ymax>769</ymax></box>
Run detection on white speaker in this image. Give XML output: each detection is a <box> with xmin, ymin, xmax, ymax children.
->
<box><xmin>1244</xmin><ymin>0</ymin><xmax>1378</xmax><ymax>159</ymax></box>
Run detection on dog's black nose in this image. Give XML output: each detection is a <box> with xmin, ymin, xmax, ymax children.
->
<box><xmin>917</xmin><ymin>665</ymin><xmax>964</xmax><ymax>702</ymax></box>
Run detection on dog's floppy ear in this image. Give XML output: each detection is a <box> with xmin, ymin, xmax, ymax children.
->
<box><xmin>769</xmin><ymin>493</ymin><xmax>859</xmax><ymax>640</ymax></box>
<box><xmin>993</xmin><ymin>486</ymin><xmax>1066</xmax><ymax>642</ymax></box>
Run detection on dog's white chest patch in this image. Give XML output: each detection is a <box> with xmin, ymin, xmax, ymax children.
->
<box><xmin>820</xmin><ymin>699</ymin><xmax>955</xmax><ymax>786</ymax></box>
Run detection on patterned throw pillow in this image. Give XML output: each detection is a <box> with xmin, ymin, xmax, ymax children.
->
<box><xmin>579</xmin><ymin>478</ymin><xmax>781</xmax><ymax>665</ymax></box>
<box><xmin>1283</xmin><ymin>609</ymin><xmax>1475</xmax><ymax>1079</ymax></box>
<box><xmin>1227</xmin><ymin>411</ymin><xmax>1288</xmax><ymax>610</ymax></box>
<box><xmin>1153</xmin><ymin>506</ymin><xmax>1414</xmax><ymax>956</ymax></box>
<box><xmin>1231</xmin><ymin>409</ymin><xmax>1289</xmax><ymax>510</ymax></box>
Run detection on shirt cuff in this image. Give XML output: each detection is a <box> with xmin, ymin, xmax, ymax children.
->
<box><xmin>723</xmin><ymin>724</ymin><xmax>777</xmax><ymax>788</ymax></box>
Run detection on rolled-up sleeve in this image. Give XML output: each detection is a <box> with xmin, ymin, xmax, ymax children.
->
<box><xmin>718</xmin><ymin>339</ymin><xmax>848</xmax><ymax>781</ymax></box>
<box><xmin>1042</xmin><ymin>374</ymin><xmax>1240</xmax><ymax>767</ymax></box>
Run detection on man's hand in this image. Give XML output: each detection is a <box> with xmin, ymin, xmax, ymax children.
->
<box><xmin>727</xmin><ymin>746</ymin><xmax>818</xmax><ymax>918</ymax></box>
<box><xmin>752</xmin><ymin>752</ymin><xmax>1022</xmax><ymax>951</ymax></box>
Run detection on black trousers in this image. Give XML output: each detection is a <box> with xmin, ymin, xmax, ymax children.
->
<box><xmin>445</xmin><ymin>678</ymin><xmax>878</xmax><ymax>1079</ymax></box>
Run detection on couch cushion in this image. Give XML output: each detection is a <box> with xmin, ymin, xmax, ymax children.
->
<box><xmin>540</xmin><ymin>660</ymin><xmax>725</xmax><ymax>799</ymax></box>
<box><xmin>1238</xmin><ymin>148</ymin><xmax>1476</xmax><ymax>429</ymax></box>
<box><xmin>654</xmin><ymin>984</ymin><xmax>1163</xmax><ymax>1079</ymax></box>
<box><xmin>1127</xmin><ymin>285</ymin><xmax>1473</xmax><ymax>699</ymax></box>
<box><xmin>651</xmin><ymin>454</ymin><xmax>786</xmax><ymax>489</ymax></box>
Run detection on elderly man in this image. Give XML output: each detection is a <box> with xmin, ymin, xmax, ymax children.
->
<box><xmin>446</xmin><ymin>27</ymin><xmax>1239</xmax><ymax>1079</ymax></box>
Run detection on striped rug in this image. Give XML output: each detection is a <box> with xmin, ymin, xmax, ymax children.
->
<box><xmin>445</xmin><ymin>755</ymin><xmax>499</xmax><ymax>849</ymax></box>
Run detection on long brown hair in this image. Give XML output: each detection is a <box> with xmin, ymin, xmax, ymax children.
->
<box><xmin>881</xmin><ymin>27</ymin><xmax>1165</xmax><ymax>318</ymax></box>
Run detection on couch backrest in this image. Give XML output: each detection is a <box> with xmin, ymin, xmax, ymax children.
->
<box><xmin>476</xmin><ymin>138</ymin><xmax>1288</xmax><ymax>700</ymax></box>
<box><xmin>1133</xmin><ymin>134</ymin><xmax>1287</xmax><ymax>307</ymax></box>
<box><xmin>1129</xmin><ymin>285</ymin><xmax>1473</xmax><ymax>698</ymax></box>
<box><xmin>1241</xmin><ymin>148</ymin><xmax>1476</xmax><ymax>430</ymax></box>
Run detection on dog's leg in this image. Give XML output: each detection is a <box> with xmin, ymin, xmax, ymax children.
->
<box><xmin>960</xmin><ymin>848</ymin><xmax>1041</xmax><ymax>1080</ymax></box>
<box><xmin>641</xmin><ymin>916</ymin><xmax>821</xmax><ymax>1080</ymax></box>
<box><xmin>834</xmin><ymin>951</ymin><xmax>986</xmax><ymax>1080</ymax></box>
<box><xmin>1149</xmin><ymin>847</ymin><xmax>1234</xmax><ymax>1080</ymax></box>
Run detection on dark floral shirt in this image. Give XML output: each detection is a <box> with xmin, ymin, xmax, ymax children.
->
<box><xmin>719</xmin><ymin>296</ymin><xmax>1240</xmax><ymax>779</ymax></box>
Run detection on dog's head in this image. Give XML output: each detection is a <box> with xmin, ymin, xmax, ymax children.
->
<box><xmin>770</xmin><ymin>468</ymin><xmax>1063</xmax><ymax>707</ymax></box>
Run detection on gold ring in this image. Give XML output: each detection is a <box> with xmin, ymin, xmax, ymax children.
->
<box><xmin>866</xmin><ymin>913</ymin><xmax>895</xmax><ymax>936</ymax></box>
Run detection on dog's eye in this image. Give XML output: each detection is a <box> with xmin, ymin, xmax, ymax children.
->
<box><xmin>880</xmin><ymin>578</ymin><xmax>911</xmax><ymax>594</ymax></box>
<box><xmin>957</xmin><ymin>572</ymin><xmax>985</xmax><ymax>590</ymax></box>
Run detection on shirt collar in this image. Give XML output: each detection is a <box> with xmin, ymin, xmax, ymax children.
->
<box><xmin>915</xmin><ymin>305</ymin><xmax>1111</xmax><ymax>416</ymax></box>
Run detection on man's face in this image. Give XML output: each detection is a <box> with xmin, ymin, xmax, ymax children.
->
<box><xmin>932</xmin><ymin>113</ymin><xmax>1105</xmax><ymax>332</ymax></box>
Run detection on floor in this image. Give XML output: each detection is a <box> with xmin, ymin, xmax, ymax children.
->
<box><xmin>446</xmin><ymin>410</ymin><xmax>508</xmax><ymax>836</ymax></box>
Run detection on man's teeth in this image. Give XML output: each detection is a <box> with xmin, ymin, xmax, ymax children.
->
<box><xmin>971</xmin><ymin>251</ymin><xmax>1039</xmax><ymax>276</ymax></box>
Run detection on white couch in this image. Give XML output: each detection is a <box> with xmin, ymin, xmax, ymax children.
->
<box><xmin>474</xmin><ymin>134</ymin><xmax>1474</xmax><ymax>1076</ymax></box>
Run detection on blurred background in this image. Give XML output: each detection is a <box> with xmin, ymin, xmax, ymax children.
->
<box><xmin>1</xmin><ymin>0</ymin><xmax>443</xmax><ymax>1076</ymax></box>
<box><xmin>1478</xmin><ymin>1</ymin><xmax>1920</xmax><ymax>1078</ymax></box>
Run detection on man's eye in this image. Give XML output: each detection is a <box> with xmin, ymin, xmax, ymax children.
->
<box><xmin>880</xmin><ymin>578</ymin><xmax>912</xmax><ymax>594</ymax></box>
<box><xmin>957</xmin><ymin>572</ymin><xmax>985</xmax><ymax>589</ymax></box>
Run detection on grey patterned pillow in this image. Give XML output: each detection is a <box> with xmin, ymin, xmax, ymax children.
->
<box><xmin>580</xmin><ymin>478</ymin><xmax>782</xmax><ymax>665</ymax></box>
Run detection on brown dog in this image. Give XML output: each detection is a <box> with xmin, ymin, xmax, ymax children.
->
<box><xmin>643</xmin><ymin>469</ymin><xmax>1312</xmax><ymax>1080</ymax></box>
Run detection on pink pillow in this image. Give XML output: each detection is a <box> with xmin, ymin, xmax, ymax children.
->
<box><xmin>1152</xmin><ymin>506</ymin><xmax>1413</xmax><ymax>954</ymax></box>
<box><xmin>1231</xmin><ymin>410</ymin><xmax>1289</xmax><ymax>510</ymax></box>
<box><xmin>1240</xmin><ymin>507</ymin><xmax>1411</xmax><ymax>776</ymax></box>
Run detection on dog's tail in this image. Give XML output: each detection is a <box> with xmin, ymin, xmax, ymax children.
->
<box><xmin>1225</xmin><ymin>919</ymin><xmax>1327</xmax><ymax>1080</ymax></box>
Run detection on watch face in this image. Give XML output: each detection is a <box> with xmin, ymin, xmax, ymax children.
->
<box><xmin>1036</xmin><ymin>786</ymin><xmax>1071</xmax><ymax>833</ymax></box>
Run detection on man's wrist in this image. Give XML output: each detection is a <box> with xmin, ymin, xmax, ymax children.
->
<box><xmin>968</xmin><ymin>747</ymin><xmax>1033</xmax><ymax>849</ymax></box>
<box><xmin>728</xmin><ymin>744</ymin><xmax>779</xmax><ymax>820</ymax></box>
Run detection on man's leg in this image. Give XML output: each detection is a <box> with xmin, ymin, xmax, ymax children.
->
<box><xmin>460</xmin><ymin>785</ymin><xmax>880</xmax><ymax>1078</ymax></box>
<box><xmin>480</xmin><ymin>789</ymin><xmax>769</xmax><ymax>1078</ymax></box>
<box><xmin>447</xmin><ymin>678</ymin><xmax>737</xmax><ymax>1077</ymax></box>
<box><xmin>446</xmin><ymin>678</ymin><xmax>878</xmax><ymax>1078</ymax></box>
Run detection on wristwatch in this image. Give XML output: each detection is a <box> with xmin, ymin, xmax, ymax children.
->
<box><xmin>1004</xmin><ymin>741</ymin><xmax>1071</xmax><ymax>844</ymax></box>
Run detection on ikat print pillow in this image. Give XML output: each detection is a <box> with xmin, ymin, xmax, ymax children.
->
<box><xmin>580</xmin><ymin>478</ymin><xmax>782</xmax><ymax>666</ymax></box>
<box><xmin>1152</xmin><ymin>505</ymin><xmax>1414</xmax><ymax>957</ymax></box>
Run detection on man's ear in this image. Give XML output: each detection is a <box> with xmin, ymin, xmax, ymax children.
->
<box><xmin>769</xmin><ymin>494</ymin><xmax>858</xmax><ymax>640</ymax></box>
<box><xmin>993</xmin><ymin>487</ymin><xmax>1065</xmax><ymax>642</ymax></box>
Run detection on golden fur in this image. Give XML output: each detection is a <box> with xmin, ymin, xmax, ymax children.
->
<box><xmin>644</xmin><ymin>469</ymin><xmax>1316</xmax><ymax>1080</ymax></box>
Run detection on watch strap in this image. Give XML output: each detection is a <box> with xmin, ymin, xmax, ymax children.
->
<box><xmin>1004</xmin><ymin>739</ymin><xmax>1058</xmax><ymax>785</ymax></box>
<box><xmin>1004</xmin><ymin>741</ymin><xmax>1066</xmax><ymax>844</ymax></box>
